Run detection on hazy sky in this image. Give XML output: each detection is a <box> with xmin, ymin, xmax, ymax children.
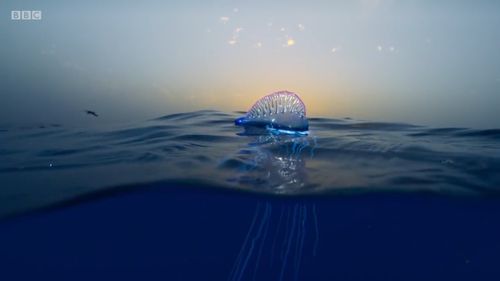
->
<box><xmin>1</xmin><ymin>0</ymin><xmax>499</xmax><ymax>128</ymax></box>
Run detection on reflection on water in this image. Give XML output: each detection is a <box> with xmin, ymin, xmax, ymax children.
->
<box><xmin>227</xmin><ymin>132</ymin><xmax>316</xmax><ymax>193</ymax></box>
<box><xmin>0</xmin><ymin>110</ymin><xmax>500</xmax><ymax>217</ymax></box>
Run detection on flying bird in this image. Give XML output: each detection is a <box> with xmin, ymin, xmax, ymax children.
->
<box><xmin>85</xmin><ymin>110</ymin><xmax>99</xmax><ymax>117</ymax></box>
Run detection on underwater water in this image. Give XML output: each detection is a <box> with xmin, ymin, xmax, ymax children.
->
<box><xmin>1</xmin><ymin>110</ymin><xmax>500</xmax><ymax>218</ymax></box>
<box><xmin>1</xmin><ymin>110</ymin><xmax>500</xmax><ymax>280</ymax></box>
<box><xmin>1</xmin><ymin>183</ymin><xmax>500</xmax><ymax>281</ymax></box>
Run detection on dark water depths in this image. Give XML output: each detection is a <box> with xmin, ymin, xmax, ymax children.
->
<box><xmin>1</xmin><ymin>110</ymin><xmax>499</xmax><ymax>217</ymax></box>
<box><xmin>1</xmin><ymin>185</ymin><xmax>500</xmax><ymax>281</ymax></box>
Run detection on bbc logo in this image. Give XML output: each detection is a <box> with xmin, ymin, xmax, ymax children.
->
<box><xmin>11</xmin><ymin>10</ymin><xmax>42</xmax><ymax>21</ymax></box>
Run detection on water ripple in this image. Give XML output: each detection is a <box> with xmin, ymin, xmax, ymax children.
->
<box><xmin>0</xmin><ymin>110</ymin><xmax>499</xmax><ymax>217</ymax></box>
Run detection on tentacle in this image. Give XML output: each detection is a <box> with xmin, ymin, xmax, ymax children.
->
<box><xmin>252</xmin><ymin>203</ymin><xmax>272</xmax><ymax>281</ymax></box>
<box><xmin>294</xmin><ymin>205</ymin><xmax>307</xmax><ymax>281</ymax></box>
<box><xmin>270</xmin><ymin>204</ymin><xmax>286</xmax><ymax>267</ymax></box>
<box><xmin>312</xmin><ymin>203</ymin><xmax>319</xmax><ymax>257</ymax></box>
<box><xmin>279</xmin><ymin>204</ymin><xmax>299</xmax><ymax>281</ymax></box>
<box><xmin>228</xmin><ymin>202</ymin><xmax>261</xmax><ymax>281</ymax></box>
<box><xmin>234</xmin><ymin>202</ymin><xmax>270</xmax><ymax>281</ymax></box>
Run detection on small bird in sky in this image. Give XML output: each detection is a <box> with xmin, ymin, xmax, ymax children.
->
<box><xmin>85</xmin><ymin>110</ymin><xmax>99</xmax><ymax>117</ymax></box>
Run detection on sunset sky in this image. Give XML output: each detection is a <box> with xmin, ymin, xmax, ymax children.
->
<box><xmin>1</xmin><ymin>0</ymin><xmax>500</xmax><ymax>128</ymax></box>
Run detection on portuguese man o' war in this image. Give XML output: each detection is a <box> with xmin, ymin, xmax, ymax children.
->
<box><xmin>230</xmin><ymin>90</ymin><xmax>317</xmax><ymax>193</ymax></box>
<box><xmin>228</xmin><ymin>93</ymin><xmax>319</xmax><ymax>281</ymax></box>
<box><xmin>235</xmin><ymin>91</ymin><xmax>309</xmax><ymax>134</ymax></box>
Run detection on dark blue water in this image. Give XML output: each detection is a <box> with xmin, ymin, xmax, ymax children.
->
<box><xmin>1</xmin><ymin>185</ymin><xmax>500</xmax><ymax>280</ymax></box>
<box><xmin>1</xmin><ymin>110</ymin><xmax>500</xmax><ymax>280</ymax></box>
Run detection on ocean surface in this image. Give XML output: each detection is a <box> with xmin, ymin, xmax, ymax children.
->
<box><xmin>1</xmin><ymin>110</ymin><xmax>500</xmax><ymax>280</ymax></box>
<box><xmin>1</xmin><ymin>110</ymin><xmax>500</xmax><ymax>217</ymax></box>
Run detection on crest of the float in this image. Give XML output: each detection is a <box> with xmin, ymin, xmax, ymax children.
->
<box><xmin>235</xmin><ymin>90</ymin><xmax>309</xmax><ymax>135</ymax></box>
